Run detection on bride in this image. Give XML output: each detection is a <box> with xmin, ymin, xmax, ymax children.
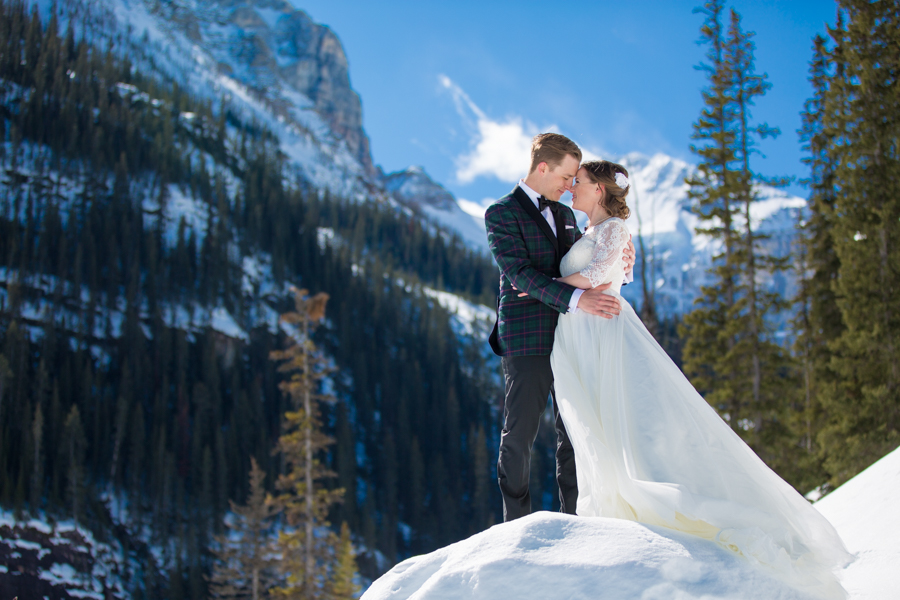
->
<box><xmin>549</xmin><ymin>160</ymin><xmax>852</xmax><ymax>598</ymax></box>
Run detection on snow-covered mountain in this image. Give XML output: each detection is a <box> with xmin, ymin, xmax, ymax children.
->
<box><xmin>35</xmin><ymin>0</ymin><xmax>502</xmax><ymax>246</ymax></box>
<box><xmin>615</xmin><ymin>152</ymin><xmax>806</xmax><ymax>316</ymax></box>
<box><xmin>35</xmin><ymin>0</ymin><xmax>374</xmax><ymax>199</ymax></box>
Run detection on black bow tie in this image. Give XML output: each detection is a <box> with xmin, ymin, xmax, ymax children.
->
<box><xmin>538</xmin><ymin>196</ymin><xmax>558</xmax><ymax>213</ymax></box>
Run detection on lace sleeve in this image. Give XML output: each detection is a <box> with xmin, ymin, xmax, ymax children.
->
<box><xmin>580</xmin><ymin>219</ymin><xmax>631</xmax><ymax>287</ymax></box>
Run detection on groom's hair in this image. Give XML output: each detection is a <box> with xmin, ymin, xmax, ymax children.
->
<box><xmin>529</xmin><ymin>133</ymin><xmax>582</xmax><ymax>174</ymax></box>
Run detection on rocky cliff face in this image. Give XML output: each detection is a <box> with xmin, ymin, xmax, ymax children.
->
<box><xmin>140</xmin><ymin>0</ymin><xmax>374</xmax><ymax>174</ymax></box>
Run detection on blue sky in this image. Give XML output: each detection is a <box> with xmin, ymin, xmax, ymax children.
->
<box><xmin>293</xmin><ymin>0</ymin><xmax>837</xmax><ymax>206</ymax></box>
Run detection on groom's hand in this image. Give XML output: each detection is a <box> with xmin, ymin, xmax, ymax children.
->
<box><xmin>623</xmin><ymin>237</ymin><xmax>636</xmax><ymax>275</ymax></box>
<box><xmin>577</xmin><ymin>282</ymin><xmax>620</xmax><ymax>318</ymax></box>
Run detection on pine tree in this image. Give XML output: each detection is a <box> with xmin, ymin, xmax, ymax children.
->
<box><xmin>325</xmin><ymin>522</ymin><xmax>360</xmax><ymax>600</ymax></box>
<box><xmin>722</xmin><ymin>8</ymin><xmax>800</xmax><ymax>475</ymax></box>
<box><xmin>682</xmin><ymin>3</ymin><xmax>800</xmax><ymax>480</ymax></box>
<box><xmin>628</xmin><ymin>179</ymin><xmax>660</xmax><ymax>336</ymax></box>
<box><xmin>681</xmin><ymin>0</ymin><xmax>742</xmax><ymax>424</ymax></box>
<box><xmin>30</xmin><ymin>402</ymin><xmax>43</xmax><ymax>509</ymax></box>
<box><xmin>207</xmin><ymin>457</ymin><xmax>278</xmax><ymax>600</ymax></box>
<box><xmin>63</xmin><ymin>404</ymin><xmax>87</xmax><ymax>523</ymax></box>
<box><xmin>792</xmin><ymin>33</ymin><xmax>840</xmax><ymax>492</ymax></box>
<box><xmin>0</xmin><ymin>353</ymin><xmax>10</xmax><ymax>427</ymax></box>
<box><xmin>270</xmin><ymin>288</ymin><xmax>345</xmax><ymax>599</ymax></box>
<box><xmin>467</xmin><ymin>424</ymin><xmax>491</xmax><ymax>535</ymax></box>
<box><xmin>812</xmin><ymin>1</ymin><xmax>900</xmax><ymax>484</ymax></box>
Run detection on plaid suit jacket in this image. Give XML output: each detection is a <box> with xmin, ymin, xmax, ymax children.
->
<box><xmin>486</xmin><ymin>186</ymin><xmax>580</xmax><ymax>357</ymax></box>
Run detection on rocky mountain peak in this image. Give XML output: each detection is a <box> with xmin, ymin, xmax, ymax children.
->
<box><xmin>156</xmin><ymin>0</ymin><xmax>374</xmax><ymax>174</ymax></box>
<box><xmin>383</xmin><ymin>166</ymin><xmax>457</xmax><ymax>211</ymax></box>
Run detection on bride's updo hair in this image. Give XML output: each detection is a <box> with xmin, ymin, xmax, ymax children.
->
<box><xmin>581</xmin><ymin>160</ymin><xmax>631</xmax><ymax>220</ymax></box>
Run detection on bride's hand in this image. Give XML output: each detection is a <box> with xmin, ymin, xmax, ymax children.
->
<box><xmin>623</xmin><ymin>237</ymin><xmax>636</xmax><ymax>275</ymax></box>
<box><xmin>577</xmin><ymin>282</ymin><xmax>620</xmax><ymax>318</ymax></box>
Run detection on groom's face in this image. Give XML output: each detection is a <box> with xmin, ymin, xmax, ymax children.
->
<box><xmin>539</xmin><ymin>154</ymin><xmax>580</xmax><ymax>201</ymax></box>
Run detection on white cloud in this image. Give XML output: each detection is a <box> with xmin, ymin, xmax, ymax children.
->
<box><xmin>580</xmin><ymin>146</ymin><xmax>602</xmax><ymax>162</ymax></box>
<box><xmin>440</xmin><ymin>75</ymin><xmax>545</xmax><ymax>184</ymax></box>
<box><xmin>457</xmin><ymin>118</ymin><xmax>537</xmax><ymax>183</ymax></box>
<box><xmin>456</xmin><ymin>197</ymin><xmax>495</xmax><ymax>219</ymax></box>
<box><xmin>439</xmin><ymin>75</ymin><xmax>609</xmax><ymax>184</ymax></box>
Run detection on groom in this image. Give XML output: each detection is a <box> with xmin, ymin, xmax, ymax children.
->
<box><xmin>485</xmin><ymin>133</ymin><xmax>634</xmax><ymax>521</ymax></box>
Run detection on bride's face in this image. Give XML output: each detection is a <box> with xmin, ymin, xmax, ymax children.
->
<box><xmin>571</xmin><ymin>167</ymin><xmax>603</xmax><ymax>214</ymax></box>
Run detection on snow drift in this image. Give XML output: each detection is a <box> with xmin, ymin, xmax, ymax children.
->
<box><xmin>362</xmin><ymin>512</ymin><xmax>822</xmax><ymax>600</ymax></box>
<box><xmin>363</xmin><ymin>445</ymin><xmax>900</xmax><ymax>600</ymax></box>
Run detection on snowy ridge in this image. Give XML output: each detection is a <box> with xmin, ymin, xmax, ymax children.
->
<box><xmin>0</xmin><ymin>113</ymin><xmax>291</xmax><ymax>347</ymax></box>
<box><xmin>421</xmin><ymin>286</ymin><xmax>494</xmax><ymax>338</ymax></box>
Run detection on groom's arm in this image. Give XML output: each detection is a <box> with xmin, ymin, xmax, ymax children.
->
<box><xmin>623</xmin><ymin>237</ymin><xmax>635</xmax><ymax>285</ymax></box>
<box><xmin>486</xmin><ymin>204</ymin><xmax>575</xmax><ymax>314</ymax></box>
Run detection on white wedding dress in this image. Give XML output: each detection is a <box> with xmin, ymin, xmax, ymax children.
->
<box><xmin>550</xmin><ymin>217</ymin><xmax>851</xmax><ymax>599</ymax></box>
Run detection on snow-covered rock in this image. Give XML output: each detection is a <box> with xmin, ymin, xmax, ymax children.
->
<box><xmin>815</xmin><ymin>446</ymin><xmax>900</xmax><ymax>600</ymax></box>
<box><xmin>383</xmin><ymin>166</ymin><xmax>488</xmax><ymax>251</ymax></box>
<box><xmin>362</xmin><ymin>512</ymin><xmax>820</xmax><ymax>600</ymax></box>
<box><xmin>0</xmin><ymin>509</ymin><xmax>129</xmax><ymax>599</ymax></box>
<box><xmin>384</xmin><ymin>166</ymin><xmax>457</xmax><ymax>212</ymax></box>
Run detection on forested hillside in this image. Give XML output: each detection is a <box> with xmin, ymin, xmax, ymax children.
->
<box><xmin>0</xmin><ymin>1</ymin><xmax>509</xmax><ymax>595</ymax></box>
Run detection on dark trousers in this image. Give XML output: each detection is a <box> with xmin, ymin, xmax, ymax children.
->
<box><xmin>498</xmin><ymin>354</ymin><xmax>577</xmax><ymax>521</ymax></box>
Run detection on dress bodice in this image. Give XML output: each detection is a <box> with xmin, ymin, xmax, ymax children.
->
<box><xmin>560</xmin><ymin>217</ymin><xmax>630</xmax><ymax>295</ymax></box>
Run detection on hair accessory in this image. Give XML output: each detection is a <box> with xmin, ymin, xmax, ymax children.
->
<box><xmin>615</xmin><ymin>172</ymin><xmax>630</xmax><ymax>190</ymax></box>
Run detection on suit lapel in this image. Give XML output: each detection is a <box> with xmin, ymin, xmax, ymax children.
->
<box><xmin>554</xmin><ymin>207</ymin><xmax>570</xmax><ymax>255</ymax></box>
<box><xmin>513</xmin><ymin>186</ymin><xmax>559</xmax><ymax>256</ymax></box>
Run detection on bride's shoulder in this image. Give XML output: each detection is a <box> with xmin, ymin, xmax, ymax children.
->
<box><xmin>603</xmin><ymin>217</ymin><xmax>630</xmax><ymax>235</ymax></box>
<box><xmin>587</xmin><ymin>217</ymin><xmax>628</xmax><ymax>236</ymax></box>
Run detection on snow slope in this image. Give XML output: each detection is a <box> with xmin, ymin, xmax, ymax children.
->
<box><xmin>361</xmin><ymin>512</ymin><xmax>820</xmax><ymax>600</ymax></box>
<box><xmin>815</xmin><ymin>446</ymin><xmax>900</xmax><ymax>600</ymax></box>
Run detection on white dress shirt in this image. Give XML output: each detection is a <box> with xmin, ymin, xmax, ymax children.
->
<box><xmin>517</xmin><ymin>181</ymin><xmax>583</xmax><ymax>313</ymax></box>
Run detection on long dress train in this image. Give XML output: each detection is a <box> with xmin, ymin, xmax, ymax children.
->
<box><xmin>550</xmin><ymin>217</ymin><xmax>851</xmax><ymax>599</ymax></box>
